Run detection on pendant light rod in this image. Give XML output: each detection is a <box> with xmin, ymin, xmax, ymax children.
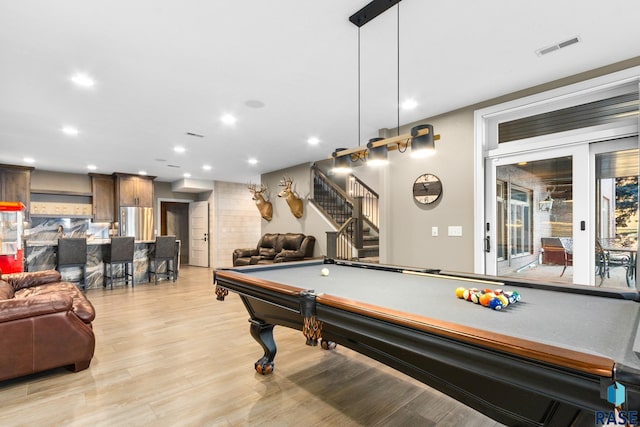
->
<box><xmin>349</xmin><ymin>0</ymin><xmax>402</xmax><ymax>27</ymax></box>
<box><xmin>396</xmin><ymin>3</ymin><xmax>400</xmax><ymax>136</ymax></box>
<box><xmin>329</xmin><ymin>127</ymin><xmax>440</xmax><ymax>160</ymax></box>
<box><xmin>358</xmin><ymin>27</ymin><xmax>361</xmax><ymax>146</ymax></box>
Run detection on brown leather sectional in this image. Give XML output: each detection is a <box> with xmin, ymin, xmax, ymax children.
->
<box><xmin>0</xmin><ymin>270</ymin><xmax>95</xmax><ymax>382</ymax></box>
<box><xmin>233</xmin><ymin>233</ymin><xmax>316</xmax><ymax>266</ymax></box>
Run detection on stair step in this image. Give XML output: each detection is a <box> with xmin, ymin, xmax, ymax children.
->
<box><xmin>358</xmin><ymin>247</ymin><xmax>379</xmax><ymax>258</ymax></box>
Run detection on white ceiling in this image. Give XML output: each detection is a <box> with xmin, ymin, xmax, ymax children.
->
<box><xmin>1</xmin><ymin>0</ymin><xmax>639</xmax><ymax>185</ymax></box>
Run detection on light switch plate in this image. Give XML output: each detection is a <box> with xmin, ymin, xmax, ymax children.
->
<box><xmin>431</xmin><ymin>226</ymin><xmax>438</xmax><ymax>237</ymax></box>
<box><xmin>448</xmin><ymin>226</ymin><xmax>463</xmax><ymax>237</ymax></box>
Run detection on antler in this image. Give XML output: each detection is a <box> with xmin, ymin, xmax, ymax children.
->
<box><xmin>279</xmin><ymin>176</ymin><xmax>293</xmax><ymax>187</ymax></box>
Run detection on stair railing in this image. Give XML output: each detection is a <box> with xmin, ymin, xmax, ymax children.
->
<box><xmin>311</xmin><ymin>165</ymin><xmax>378</xmax><ymax>260</ymax></box>
<box><xmin>346</xmin><ymin>175</ymin><xmax>379</xmax><ymax>232</ymax></box>
<box><xmin>311</xmin><ymin>165</ymin><xmax>353</xmax><ymax>227</ymax></box>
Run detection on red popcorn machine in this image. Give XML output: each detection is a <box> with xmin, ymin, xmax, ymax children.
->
<box><xmin>0</xmin><ymin>201</ymin><xmax>26</xmax><ymax>274</ymax></box>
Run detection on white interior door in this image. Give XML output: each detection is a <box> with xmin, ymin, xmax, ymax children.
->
<box><xmin>189</xmin><ymin>201</ymin><xmax>209</xmax><ymax>267</ymax></box>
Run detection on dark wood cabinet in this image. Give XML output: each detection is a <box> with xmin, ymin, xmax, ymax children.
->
<box><xmin>91</xmin><ymin>174</ymin><xmax>115</xmax><ymax>222</ymax></box>
<box><xmin>0</xmin><ymin>164</ymin><xmax>32</xmax><ymax>214</ymax></box>
<box><xmin>114</xmin><ymin>173</ymin><xmax>155</xmax><ymax>208</ymax></box>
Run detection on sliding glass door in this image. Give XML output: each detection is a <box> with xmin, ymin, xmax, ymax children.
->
<box><xmin>592</xmin><ymin>139</ymin><xmax>638</xmax><ymax>288</ymax></box>
<box><xmin>485</xmin><ymin>138</ymin><xmax>638</xmax><ymax>288</ymax></box>
<box><xmin>486</xmin><ymin>147</ymin><xmax>586</xmax><ymax>284</ymax></box>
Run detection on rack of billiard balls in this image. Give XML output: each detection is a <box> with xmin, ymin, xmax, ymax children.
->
<box><xmin>455</xmin><ymin>287</ymin><xmax>521</xmax><ymax>310</ymax></box>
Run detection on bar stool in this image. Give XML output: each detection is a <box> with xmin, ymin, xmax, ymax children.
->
<box><xmin>149</xmin><ymin>236</ymin><xmax>177</xmax><ymax>284</ymax></box>
<box><xmin>57</xmin><ymin>238</ymin><xmax>87</xmax><ymax>291</ymax></box>
<box><xmin>104</xmin><ymin>236</ymin><xmax>135</xmax><ymax>289</ymax></box>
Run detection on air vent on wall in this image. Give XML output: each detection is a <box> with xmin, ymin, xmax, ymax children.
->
<box><xmin>535</xmin><ymin>36</ymin><xmax>580</xmax><ymax>56</ymax></box>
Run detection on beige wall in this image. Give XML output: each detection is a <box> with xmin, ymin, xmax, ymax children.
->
<box><xmin>31</xmin><ymin>170</ymin><xmax>91</xmax><ymax>193</ymax></box>
<box><xmin>381</xmin><ymin>108</ymin><xmax>476</xmax><ymax>270</ymax></box>
<box><xmin>261</xmin><ymin>163</ymin><xmax>325</xmax><ymax>257</ymax></box>
<box><xmin>154</xmin><ymin>181</ymin><xmax>198</xmax><ymax>201</ymax></box>
<box><xmin>259</xmin><ymin>56</ymin><xmax>640</xmax><ymax>272</ymax></box>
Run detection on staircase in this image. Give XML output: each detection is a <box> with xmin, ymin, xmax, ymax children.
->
<box><xmin>311</xmin><ymin>165</ymin><xmax>379</xmax><ymax>262</ymax></box>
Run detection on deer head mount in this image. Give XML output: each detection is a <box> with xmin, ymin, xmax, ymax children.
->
<box><xmin>248</xmin><ymin>183</ymin><xmax>273</xmax><ymax>221</ymax></box>
<box><xmin>278</xmin><ymin>176</ymin><xmax>303</xmax><ymax>218</ymax></box>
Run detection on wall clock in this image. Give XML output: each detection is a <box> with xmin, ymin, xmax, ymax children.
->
<box><xmin>413</xmin><ymin>174</ymin><xmax>442</xmax><ymax>205</ymax></box>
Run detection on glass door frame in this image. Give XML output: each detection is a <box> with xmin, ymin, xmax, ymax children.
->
<box><xmin>473</xmin><ymin>66</ymin><xmax>640</xmax><ymax>277</ymax></box>
<box><xmin>589</xmin><ymin>137</ymin><xmax>639</xmax><ymax>287</ymax></box>
<box><xmin>484</xmin><ymin>145</ymin><xmax>590</xmax><ymax>284</ymax></box>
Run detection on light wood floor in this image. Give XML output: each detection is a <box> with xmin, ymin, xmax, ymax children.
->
<box><xmin>0</xmin><ymin>266</ymin><xmax>503</xmax><ymax>427</ymax></box>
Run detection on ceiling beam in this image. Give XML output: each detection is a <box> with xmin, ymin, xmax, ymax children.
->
<box><xmin>349</xmin><ymin>0</ymin><xmax>402</xmax><ymax>27</ymax></box>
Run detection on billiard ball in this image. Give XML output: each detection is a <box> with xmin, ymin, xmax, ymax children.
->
<box><xmin>321</xmin><ymin>268</ymin><xmax>330</xmax><ymax>276</ymax></box>
<box><xmin>471</xmin><ymin>291</ymin><xmax>482</xmax><ymax>304</ymax></box>
<box><xmin>511</xmin><ymin>291</ymin><xmax>521</xmax><ymax>302</ymax></box>
<box><xmin>489</xmin><ymin>298</ymin><xmax>503</xmax><ymax>310</ymax></box>
<box><xmin>495</xmin><ymin>294</ymin><xmax>509</xmax><ymax>307</ymax></box>
<box><xmin>455</xmin><ymin>287</ymin><xmax>466</xmax><ymax>298</ymax></box>
<box><xmin>479</xmin><ymin>293</ymin><xmax>494</xmax><ymax>307</ymax></box>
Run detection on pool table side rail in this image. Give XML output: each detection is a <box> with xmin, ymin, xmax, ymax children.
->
<box><xmin>315</xmin><ymin>293</ymin><xmax>615</xmax><ymax>378</ymax></box>
<box><xmin>440</xmin><ymin>270</ymin><xmax>640</xmax><ymax>301</ymax></box>
<box><xmin>215</xmin><ymin>269</ymin><xmax>306</xmax><ymax>297</ymax></box>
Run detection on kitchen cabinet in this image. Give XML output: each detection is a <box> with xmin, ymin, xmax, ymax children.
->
<box><xmin>114</xmin><ymin>173</ymin><xmax>155</xmax><ymax>207</ymax></box>
<box><xmin>91</xmin><ymin>174</ymin><xmax>115</xmax><ymax>221</ymax></box>
<box><xmin>0</xmin><ymin>164</ymin><xmax>32</xmax><ymax>215</ymax></box>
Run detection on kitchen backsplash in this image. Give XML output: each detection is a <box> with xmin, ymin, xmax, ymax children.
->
<box><xmin>26</xmin><ymin>218</ymin><xmax>110</xmax><ymax>242</ymax></box>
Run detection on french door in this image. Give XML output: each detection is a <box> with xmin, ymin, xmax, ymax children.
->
<box><xmin>485</xmin><ymin>138</ymin><xmax>638</xmax><ymax>287</ymax></box>
<box><xmin>485</xmin><ymin>145</ymin><xmax>589</xmax><ymax>284</ymax></box>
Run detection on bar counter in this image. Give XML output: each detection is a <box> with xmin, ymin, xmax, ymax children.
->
<box><xmin>25</xmin><ymin>239</ymin><xmax>179</xmax><ymax>289</ymax></box>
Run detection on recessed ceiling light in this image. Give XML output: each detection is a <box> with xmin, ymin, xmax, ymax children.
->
<box><xmin>202</xmin><ymin>165</ymin><xmax>212</xmax><ymax>171</ymax></box>
<box><xmin>248</xmin><ymin>158</ymin><xmax>258</xmax><ymax>165</ymax></box>
<box><xmin>220</xmin><ymin>114</ymin><xmax>237</xmax><ymax>125</ymax></box>
<box><xmin>61</xmin><ymin>126</ymin><xmax>79</xmax><ymax>136</ymax></box>
<box><xmin>183</xmin><ymin>173</ymin><xmax>191</xmax><ymax>178</ymax></box>
<box><xmin>87</xmin><ymin>164</ymin><xmax>97</xmax><ymax>171</ymax></box>
<box><xmin>307</xmin><ymin>137</ymin><xmax>320</xmax><ymax>145</ymax></box>
<box><xmin>70</xmin><ymin>73</ymin><xmax>95</xmax><ymax>88</ymax></box>
<box><xmin>401</xmin><ymin>99</ymin><xmax>418</xmax><ymax>110</ymax></box>
<box><xmin>173</xmin><ymin>146</ymin><xmax>186</xmax><ymax>153</ymax></box>
<box><xmin>23</xmin><ymin>157</ymin><xmax>35</xmax><ymax>164</ymax></box>
<box><xmin>138</xmin><ymin>170</ymin><xmax>147</xmax><ymax>176</ymax></box>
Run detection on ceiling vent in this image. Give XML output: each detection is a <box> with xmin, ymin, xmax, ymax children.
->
<box><xmin>186</xmin><ymin>132</ymin><xmax>204</xmax><ymax>138</ymax></box>
<box><xmin>535</xmin><ymin>36</ymin><xmax>580</xmax><ymax>56</ymax></box>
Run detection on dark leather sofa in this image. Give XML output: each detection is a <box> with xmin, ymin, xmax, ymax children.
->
<box><xmin>233</xmin><ymin>233</ymin><xmax>316</xmax><ymax>266</ymax></box>
<box><xmin>0</xmin><ymin>269</ymin><xmax>96</xmax><ymax>381</ymax></box>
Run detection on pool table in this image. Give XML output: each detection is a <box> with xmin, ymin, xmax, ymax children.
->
<box><xmin>213</xmin><ymin>258</ymin><xmax>640</xmax><ymax>426</ymax></box>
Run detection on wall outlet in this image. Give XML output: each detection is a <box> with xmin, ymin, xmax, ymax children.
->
<box><xmin>431</xmin><ymin>226</ymin><xmax>438</xmax><ymax>237</ymax></box>
<box><xmin>448</xmin><ymin>226</ymin><xmax>463</xmax><ymax>237</ymax></box>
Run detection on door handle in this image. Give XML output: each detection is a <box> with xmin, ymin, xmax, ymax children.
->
<box><xmin>484</xmin><ymin>236</ymin><xmax>491</xmax><ymax>253</ymax></box>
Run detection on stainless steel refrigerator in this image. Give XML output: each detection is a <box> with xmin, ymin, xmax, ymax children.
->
<box><xmin>119</xmin><ymin>207</ymin><xmax>154</xmax><ymax>241</ymax></box>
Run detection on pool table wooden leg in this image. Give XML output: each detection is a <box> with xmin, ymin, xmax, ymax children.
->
<box><xmin>249</xmin><ymin>319</ymin><xmax>276</xmax><ymax>375</ymax></box>
<box><xmin>215</xmin><ymin>285</ymin><xmax>229</xmax><ymax>301</ymax></box>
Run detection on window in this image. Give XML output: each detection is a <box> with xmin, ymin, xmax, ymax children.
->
<box><xmin>497</xmin><ymin>180</ymin><xmax>533</xmax><ymax>262</ymax></box>
<box><xmin>509</xmin><ymin>186</ymin><xmax>532</xmax><ymax>257</ymax></box>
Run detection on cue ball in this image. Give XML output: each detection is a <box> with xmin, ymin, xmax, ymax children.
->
<box><xmin>321</xmin><ymin>268</ymin><xmax>330</xmax><ymax>276</ymax></box>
